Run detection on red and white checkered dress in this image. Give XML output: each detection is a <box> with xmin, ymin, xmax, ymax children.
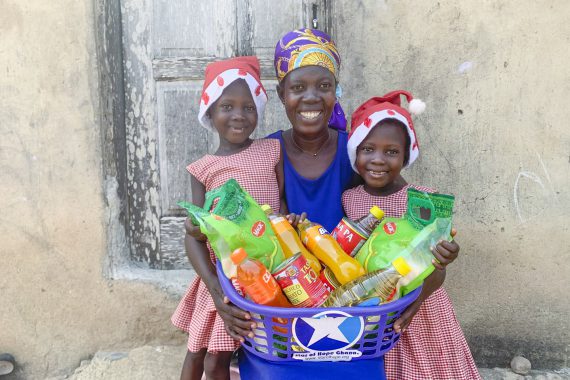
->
<box><xmin>171</xmin><ymin>139</ymin><xmax>281</xmax><ymax>353</ymax></box>
<box><xmin>342</xmin><ymin>184</ymin><xmax>481</xmax><ymax>380</ymax></box>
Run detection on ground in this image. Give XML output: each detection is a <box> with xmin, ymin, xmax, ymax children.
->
<box><xmin>3</xmin><ymin>345</ymin><xmax>559</xmax><ymax>380</ymax></box>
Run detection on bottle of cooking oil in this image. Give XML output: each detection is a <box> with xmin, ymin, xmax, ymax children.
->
<box><xmin>321</xmin><ymin>257</ymin><xmax>412</xmax><ymax>307</ymax></box>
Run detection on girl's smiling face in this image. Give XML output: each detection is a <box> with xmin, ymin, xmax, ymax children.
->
<box><xmin>277</xmin><ymin>65</ymin><xmax>337</xmax><ymax>137</ymax></box>
<box><xmin>356</xmin><ymin>120</ymin><xmax>409</xmax><ymax>195</ymax></box>
<box><xmin>208</xmin><ymin>79</ymin><xmax>257</xmax><ymax>146</ymax></box>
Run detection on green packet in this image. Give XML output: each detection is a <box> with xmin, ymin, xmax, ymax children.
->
<box><xmin>178</xmin><ymin>179</ymin><xmax>285</xmax><ymax>276</ymax></box>
<box><xmin>354</xmin><ymin>188</ymin><xmax>455</xmax><ymax>295</ymax></box>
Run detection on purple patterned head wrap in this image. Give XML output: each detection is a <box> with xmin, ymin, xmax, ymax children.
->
<box><xmin>274</xmin><ymin>28</ymin><xmax>347</xmax><ymax>131</ymax></box>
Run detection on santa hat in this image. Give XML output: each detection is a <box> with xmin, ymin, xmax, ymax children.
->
<box><xmin>198</xmin><ymin>56</ymin><xmax>267</xmax><ymax>130</ymax></box>
<box><xmin>347</xmin><ymin>90</ymin><xmax>426</xmax><ymax>171</ymax></box>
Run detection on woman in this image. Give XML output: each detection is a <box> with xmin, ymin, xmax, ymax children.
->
<box><xmin>237</xmin><ymin>28</ymin><xmax>388</xmax><ymax>380</ymax></box>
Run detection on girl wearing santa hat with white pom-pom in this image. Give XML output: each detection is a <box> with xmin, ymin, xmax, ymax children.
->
<box><xmin>343</xmin><ymin>90</ymin><xmax>481</xmax><ymax>380</ymax></box>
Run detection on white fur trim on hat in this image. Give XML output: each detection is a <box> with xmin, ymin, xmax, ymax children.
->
<box><xmin>347</xmin><ymin>109</ymin><xmax>419</xmax><ymax>172</ymax></box>
<box><xmin>408</xmin><ymin>98</ymin><xmax>426</xmax><ymax>115</ymax></box>
<box><xmin>198</xmin><ymin>69</ymin><xmax>267</xmax><ymax>131</ymax></box>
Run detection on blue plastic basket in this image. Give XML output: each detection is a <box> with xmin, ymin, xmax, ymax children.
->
<box><xmin>217</xmin><ymin>262</ymin><xmax>421</xmax><ymax>362</ymax></box>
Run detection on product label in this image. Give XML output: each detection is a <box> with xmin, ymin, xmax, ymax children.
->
<box><xmin>332</xmin><ymin>218</ymin><xmax>367</xmax><ymax>256</ymax></box>
<box><xmin>251</xmin><ymin>221</ymin><xmax>266</xmax><ymax>237</ymax></box>
<box><xmin>274</xmin><ymin>253</ymin><xmax>329</xmax><ymax>307</ymax></box>
<box><xmin>383</xmin><ymin>222</ymin><xmax>397</xmax><ymax>235</ymax></box>
<box><xmin>284</xmin><ymin>283</ymin><xmax>309</xmax><ymax>304</ymax></box>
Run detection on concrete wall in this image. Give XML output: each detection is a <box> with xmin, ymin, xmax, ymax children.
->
<box><xmin>0</xmin><ymin>1</ymin><xmax>185</xmax><ymax>379</ymax></box>
<box><xmin>1</xmin><ymin>0</ymin><xmax>569</xmax><ymax>378</ymax></box>
<box><xmin>335</xmin><ymin>0</ymin><xmax>570</xmax><ymax>369</ymax></box>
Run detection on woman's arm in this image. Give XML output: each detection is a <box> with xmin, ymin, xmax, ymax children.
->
<box><xmin>186</xmin><ymin>175</ymin><xmax>256</xmax><ymax>342</ymax></box>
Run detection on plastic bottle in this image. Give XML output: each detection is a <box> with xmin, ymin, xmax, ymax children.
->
<box><xmin>261</xmin><ymin>205</ymin><xmax>321</xmax><ymax>273</ymax></box>
<box><xmin>396</xmin><ymin>218</ymin><xmax>451</xmax><ymax>296</ymax></box>
<box><xmin>321</xmin><ymin>257</ymin><xmax>412</xmax><ymax>308</ymax></box>
<box><xmin>332</xmin><ymin>206</ymin><xmax>385</xmax><ymax>257</ymax></box>
<box><xmin>231</xmin><ymin>248</ymin><xmax>292</xmax><ymax>307</ymax></box>
<box><xmin>297</xmin><ymin>219</ymin><xmax>366</xmax><ymax>286</ymax></box>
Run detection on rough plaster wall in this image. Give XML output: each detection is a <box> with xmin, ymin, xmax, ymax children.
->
<box><xmin>0</xmin><ymin>1</ymin><xmax>185</xmax><ymax>379</ymax></box>
<box><xmin>336</xmin><ymin>0</ymin><xmax>570</xmax><ymax>368</ymax></box>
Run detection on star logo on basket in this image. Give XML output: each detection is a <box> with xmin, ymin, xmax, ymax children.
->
<box><xmin>292</xmin><ymin>310</ymin><xmax>364</xmax><ymax>353</ymax></box>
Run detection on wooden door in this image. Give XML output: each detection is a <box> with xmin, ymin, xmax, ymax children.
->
<box><xmin>121</xmin><ymin>0</ymin><xmax>333</xmax><ymax>269</ymax></box>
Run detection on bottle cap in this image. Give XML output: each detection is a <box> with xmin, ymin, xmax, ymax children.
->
<box><xmin>370</xmin><ymin>206</ymin><xmax>385</xmax><ymax>220</ymax></box>
<box><xmin>231</xmin><ymin>248</ymin><xmax>248</xmax><ymax>264</ymax></box>
<box><xmin>260</xmin><ymin>204</ymin><xmax>272</xmax><ymax>214</ymax></box>
<box><xmin>392</xmin><ymin>257</ymin><xmax>411</xmax><ymax>276</ymax></box>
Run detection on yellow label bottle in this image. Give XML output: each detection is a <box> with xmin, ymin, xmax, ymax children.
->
<box><xmin>297</xmin><ymin>219</ymin><xmax>366</xmax><ymax>285</ymax></box>
<box><xmin>261</xmin><ymin>205</ymin><xmax>322</xmax><ymax>274</ymax></box>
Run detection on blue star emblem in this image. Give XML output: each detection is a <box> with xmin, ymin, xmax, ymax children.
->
<box><xmin>292</xmin><ymin>310</ymin><xmax>364</xmax><ymax>352</ymax></box>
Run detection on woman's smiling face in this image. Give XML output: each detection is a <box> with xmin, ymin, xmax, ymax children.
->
<box><xmin>356</xmin><ymin>121</ymin><xmax>408</xmax><ymax>193</ymax></box>
<box><xmin>277</xmin><ymin>65</ymin><xmax>336</xmax><ymax>137</ymax></box>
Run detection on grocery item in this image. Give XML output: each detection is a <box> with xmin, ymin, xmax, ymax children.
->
<box><xmin>179</xmin><ymin>179</ymin><xmax>285</xmax><ymax>275</ymax></box>
<box><xmin>319</xmin><ymin>266</ymin><xmax>341</xmax><ymax>293</ymax></box>
<box><xmin>321</xmin><ymin>257</ymin><xmax>411</xmax><ymax>307</ymax></box>
<box><xmin>396</xmin><ymin>218</ymin><xmax>452</xmax><ymax>296</ymax></box>
<box><xmin>231</xmin><ymin>248</ymin><xmax>292</xmax><ymax>308</ymax></box>
<box><xmin>355</xmin><ymin>188</ymin><xmax>455</xmax><ymax>294</ymax></box>
<box><xmin>272</xmin><ymin>253</ymin><xmax>330</xmax><ymax>307</ymax></box>
<box><xmin>332</xmin><ymin>206</ymin><xmax>385</xmax><ymax>256</ymax></box>
<box><xmin>261</xmin><ymin>205</ymin><xmax>321</xmax><ymax>273</ymax></box>
<box><xmin>297</xmin><ymin>219</ymin><xmax>366</xmax><ymax>285</ymax></box>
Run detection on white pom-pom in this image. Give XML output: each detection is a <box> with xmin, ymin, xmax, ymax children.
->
<box><xmin>408</xmin><ymin>98</ymin><xmax>426</xmax><ymax>115</ymax></box>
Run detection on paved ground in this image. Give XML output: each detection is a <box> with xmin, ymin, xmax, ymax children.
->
<box><xmin>33</xmin><ymin>345</ymin><xmax>568</xmax><ymax>380</ymax></box>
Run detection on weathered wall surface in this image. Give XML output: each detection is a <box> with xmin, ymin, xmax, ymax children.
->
<box><xmin>336</xmin><ymin>0</ymin><xmax>570</xmax><ymax>368</ymax></box>
<box><xmin>2</xmin><ymin>0</ymin><xmax>569</xmax><ymax>378</ymax></box>
<box><xmin>0</xmin><ymin>1</ymin><xmax>184</xmax><ymax>379</ymax></box>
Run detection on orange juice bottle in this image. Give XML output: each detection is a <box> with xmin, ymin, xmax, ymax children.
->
<box><xmin>297</xmin><ymin>220</ymin><xmax>366</xmax><ymax>285</ymax></box>
<box><xmin>231</xmin><ymin>248</ymin><xmax>292</xmax><ymax>307</ymax></box>
<box><xmin>261</xmin><ymin>205</ymin><xmax>322</xmax><ymax>273</ymax></box>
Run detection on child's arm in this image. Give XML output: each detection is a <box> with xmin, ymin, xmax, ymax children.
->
<box><xmin>393</xmin><ymin>229</ymin><xmax>460</xmax><ymax>333</ymax></box>
<box><xmin>185</xmin><ymin>175</ymin><xmax>255</xmax><ymax>342</ymax></box>
<box><xmin>393</xmin><ymin>269</ymin><xmax>445</xmax><ymax>333</ymax></box>
<box><xmin>430</xmin><ymin>228</ymin><xmax>460</xmax><ymax>270</ymax></box>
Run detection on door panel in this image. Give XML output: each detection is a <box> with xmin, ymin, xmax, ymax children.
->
<box><xmin>124</xmin><ymin>0</ymin><xmax>332</xmax><ymax>268</ymax></box>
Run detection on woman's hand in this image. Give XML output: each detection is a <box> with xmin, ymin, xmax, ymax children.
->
<box><xmin>393</xmin><ymin>298</ymin><xmax>422</xmax><ymax>334</ymax></box>
<box><xmin>209</xmin><ymin>282</ymin><xmax>256</xmax><ymax>343</ymax></box>
<box><xmin>431</xmin><ymin>228</ymin><xmax>460</xmax><ymax>270</ymax></box>
<box><xmin>184</xmin><ymin>217</ymin><xmax>207</xmax><ymax>242</ymax></box>
<box><xmin>286</xmin><ymin>212</ymin><xmax>307</xmax><ymax>228</ymax></box>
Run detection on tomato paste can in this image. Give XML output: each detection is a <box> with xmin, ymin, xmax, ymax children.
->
<box><xmin>319</xmin><ymin>266</ymin><xmax>341</xmax><ymax>293</ymax></box>
<box><xmin>331</xmin><ymin>217</ymin><xmax>369</xmax><ymax>257</ymax></box>
<box><xmin>272</xmin><ymin>253</ymin><xmax>330</xmax><ymax>308</ymax></box>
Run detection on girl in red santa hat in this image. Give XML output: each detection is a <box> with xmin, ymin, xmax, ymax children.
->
<box><xmin>171</xmin><ymin>56</ymin><xmax>284</xmax><ymax>380</ymax></box>
<box><xmin>343</xmin><ymin>91</ymin><xmax>481</xmax><ymax>379</ymax></box>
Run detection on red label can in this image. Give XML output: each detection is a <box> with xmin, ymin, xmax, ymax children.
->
<box><xmin>272</xmin><ymin>253</ymin><xmax>330</xmax><ymax>308</ymax></box>
<box><xmin>331</xmin><ymin>217</ymin><xmax>368</xmax><ymax>257</ymax></box>
<box><xmin>319</xmin><ymin>266</ymin><xmax>341</xmax><ymax>294</ymax></box>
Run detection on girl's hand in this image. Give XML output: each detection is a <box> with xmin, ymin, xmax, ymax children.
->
<box><xmin>210</xmin><ymin>284</ymin><xmax>256</xmax><ymax>343</ymax></box>
<box><xmin>184</xmin><ymin>217</ymin><xmax>207</xmax><ymax>242</ymax></box>
<box><xmin>393</xmin><ymin>298</ymin><xmax>422</xmax><ymax>334</ymax></box>
<box><xmin>286</xmin><ymin>212</ymin><xmax>307</xmax><ymax>228</ymax></box>
<box><xmin>431</xmin><ymin>228</ymin><xmax>460</xmax><ymax>270</ymax></box>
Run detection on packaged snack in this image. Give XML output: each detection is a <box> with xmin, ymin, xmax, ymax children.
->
<box><xmin>178</xmin><ymin>179</ymin><xmax>285</xmax><ymax>276</ymax></box>
<box><xmin>354</xmin><ymin>188</ymin><xmax>455</xmax><ymax>295</ymax></box>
